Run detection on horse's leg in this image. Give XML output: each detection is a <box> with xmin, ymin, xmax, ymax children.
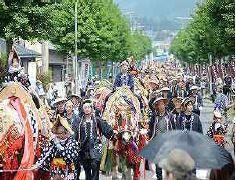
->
<box><xmin>133</xmin><ymin>163</ymin><xmax>141</xmax><ymax>180</ymax></box>
<box><xmin>112</xmin><ymin>153</ymin><xmax>119</xmax><ymax>180</ymax></box>
<box><xmin>126</xmin><ymin>167</ymin><xmax>132</xmax><ymax>180</ymax></box>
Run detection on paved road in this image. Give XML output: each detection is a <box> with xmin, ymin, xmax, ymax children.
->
<box><xmin>79</xmin><ymin>99</ymin><xmax>234</xmax><ymax>180</ymax></box>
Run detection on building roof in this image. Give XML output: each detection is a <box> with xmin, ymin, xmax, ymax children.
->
<box><xmin>15</xmin><ymin>44</ymin><xmax>41</xmax><ymax>58</ymax></box>
<box><xmin>0</xmin><ymin>38</ymin><xmax>41</xmax><ymax>59</ymax></box>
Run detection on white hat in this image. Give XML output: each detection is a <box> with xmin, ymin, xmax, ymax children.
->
<box><xmin>153</xmin><ymin>97</ymin><xmax>168</xmax><ymax>106</ymax></box>
<box><xmin>161</xmin><ymin>87</ymin><xmax>170</xmax><ymax>91</ymax></box>
<box><xmin>53</xmin><ymin>97</ymin><xmax>67</xmax><ymax>106</ymax></box>
<box><xmin>149</xmin><ymin>79</ymin><xmax>159</xmax><ymax>85</ymax></box>
<box><xmin>36</xmin><ymin>80</ymin><xmax>42</xmax><ymax>84</ymax></box>
<box><xmin>94</xmin><ymin>81</ymin><xmax>100</xmax><ymax>85</ymax></box>
<box><xmin>190</xmin><ymin>86</ymin><xmax>199</xmax><ymax>91</ymax></box>
<box><xmin>119</xmin><ymin>61</ymin><xmax>129</xmax><ymax>67</ymax></box>
<box><xmin>172</xmin><ymin>96</ymin><xmax>183</xmax><ymax>103</ymax></box>
<box><xmin>181</xmin><ymin>97</ymin><xmax>193</xmax><ymax>107</ymax></box>
<box><xmin>162</xmin><ymin>78</ymin><xmax>168</xmax><ymax>82</ymax></box>
<box><xmin>70</xmin><ymin>94</ymin><xmax>82</xmax><ymax>100</ymax></box>
<box><xmin>213</xmin><ymin>110</ymin><xmax>222</xmax><ymax>118</ymax></box>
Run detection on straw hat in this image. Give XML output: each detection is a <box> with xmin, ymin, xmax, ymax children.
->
<box><xmin>127</xmin><ymin>56</ymin><xmax>135</xmax><ymax>63</ymax></box>
<box><xmin>149</xmin><ymin>79</ymin><xmax>159</xmax><ymax>85</ymax></box>
<box><xmin>52</xmin><ymin>115</ymin><xmax>74</xmax><ymax>135</ymax></box>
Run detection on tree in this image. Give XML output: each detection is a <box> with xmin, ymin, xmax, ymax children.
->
<box><xmin>0</xmin><ymin>0</ymin><xmax>56</xmax><ymax>52</ymax></box>
<box><xmin>170</xmin><ymin>0</ymin><xmax>235</xmax><ymax>65</ymax></box>
<box><xmin>126</xmin><ymin>31</ymin><xmax>152</xmax><ymax>61</ymax></box>
<box><xmin>50</xmin><ymin>0</ymin><xmax>130</xmax><ymax>62</ymax></box>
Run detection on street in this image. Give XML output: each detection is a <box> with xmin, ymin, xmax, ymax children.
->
<box><xmin>77</xmin><ymin>99</ymin><xmax>234</xmax><ymax>180</ymax></box>
<box><xmin>0</xmin><ymin>0</ymin><xmax>234</xmax><ymax>179</ymax></box>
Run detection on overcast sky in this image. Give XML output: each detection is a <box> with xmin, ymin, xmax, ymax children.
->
<box><xmin>115</xmin><ymin>0</ymin><xmax>199</xmax><ymax>19</ymax></box>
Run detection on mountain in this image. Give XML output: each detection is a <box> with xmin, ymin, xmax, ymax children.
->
<box><xmin>114</xmin><ymin>0</ymin><xmax>199</xmax><ymax>31</ymax></box>
<box><xmin>115</xmin><ymin>0</ymin><xmax>198</xmax><ymax>18</ymax></box>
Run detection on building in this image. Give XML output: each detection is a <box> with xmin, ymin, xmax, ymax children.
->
<box><xmin>24</xmin><ymin>41</ymin><xmax>71</xmax><ymax>83</ymax></box>
<box><xmin>0</xmin><ymin>38</ymin><xmax>41</xmax><ymax>85</ymax></box>
<box><xmin>48</xmin><ymin>44</ymin><xmax>67</xmax><ymax>82</ymax></box>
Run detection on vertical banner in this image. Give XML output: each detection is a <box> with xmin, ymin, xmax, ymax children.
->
<box><xmin>81</xmin><ymin>59</ymin><xmax>90</xmax><ymax>90</ymax></box>
<box><xmin>218</xmin><ymin>59</ymin><xmax>224</xmax><ymax>79</ymax></box>
<box><xmin>231</xmin><ymin>60</ymin><xmax>235</xmax><ymax>77</ymax></box>
<box><xmin>28</xmin><ymin>61</ymin><xmax>37</xmax><ymax>88</ymax></box>
<box><xmin>211</xmin><ymin>64</ymin><xmax>217</xmax><ymax>83</ymax></box>
<box><xmin>107</xmin><ymin>61</ymin><xmax>112</xmax><ymax>78</ymax></box>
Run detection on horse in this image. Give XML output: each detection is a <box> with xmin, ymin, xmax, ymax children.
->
<box><xmin>0</xmin><ymin>82</ymin><xmax>51</xmax><ymax>180</ymax></box>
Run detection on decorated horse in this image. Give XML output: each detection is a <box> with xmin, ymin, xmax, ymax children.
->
<box><xmin>0</xmin><ymin>82</ymin><xmax>51</xmax><ymax>180</ymax></box>
<box><xmin>94</xmin><ymin>79</ymin><xmax>113</xmax><ymax>113</ymax></box>
<box><xmin>101</xmin><ymin>86</ymin><xmax>146</xmax><ymax>180</ymax></box>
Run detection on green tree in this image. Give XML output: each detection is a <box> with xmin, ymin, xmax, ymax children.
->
<box><xmin>50</xmin><ymin>0</ymin><xmax>130</xmax><ymax>62</ymax></box>
<box><xmin>170</xmin><ymin>0</ymin><xmax>234</xmax><ymax>64</ymax></box>
<box><xmin>0</xmin><ymin>0</ymin><xmax>56</xmax><ymax>52</ymax></box>
<box><xmin>126</xmin><ymin>31</ymin><xmax>152</xmax><ymax>60</ymax></box>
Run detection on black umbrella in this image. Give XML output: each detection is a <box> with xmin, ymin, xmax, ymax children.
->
<box><xmin>140</xmin><ymin>130</ymin><xmax>233</xmax><ymax>169</ymax></box>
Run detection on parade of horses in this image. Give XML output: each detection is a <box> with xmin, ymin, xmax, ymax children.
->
<box><xmin>0</xmin><ymin>44</ymin><xmax>234</xmax><ymax>180</ymax></box>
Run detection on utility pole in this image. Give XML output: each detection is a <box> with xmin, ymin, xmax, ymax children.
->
<box><xmin>74</xmin><ymin>0</ymin><xmax>78</xmax><ymax>94</ymax></box>
<box><xmin>208</xmin><ymin>53</ymin><xmax>213</xmax><ymax>94</ymax></box>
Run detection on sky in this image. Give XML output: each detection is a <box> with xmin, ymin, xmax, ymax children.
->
<box><xmin>115</xmin><ymin>0</ymin><xmax>199</xmax><ymax>19</ymax></box>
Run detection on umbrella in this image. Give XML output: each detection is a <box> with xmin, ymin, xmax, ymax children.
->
<box><xmin>140</xmin><ymin>130</ymin><xmax>233</xmax><ymax>169</ymax></box>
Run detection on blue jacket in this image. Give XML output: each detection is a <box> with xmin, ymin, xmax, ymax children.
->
<box><xmin>176</xmin><ymin>112</ymin><xmax>203</xmax><ymax>133</ymax></box>
<box><xmin>113</xmin><ymin>73</ymin><xmax>134</xmax><ymax>92</ymax></box>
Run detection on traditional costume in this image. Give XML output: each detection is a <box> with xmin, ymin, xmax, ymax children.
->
<box><xmin>127</xmin><ymin>56</ymin><xmax>139</xmax><ymax>76</ymax></box>
<box><xmin>171</xmin><ymin>96</ymin><xmax>183</xmax><ymax>126</ymax></box>
<box><xmin>177</xmin><ymin>98</ymin><xmax>203</xmax><ymax>133</ymax></box>
<box><xmin>207</xmin><ymin>111</ymin><xmax>227</xmax><ymax>148</ymax></box>
<box><xmin>0</xmin><ymin>82</ymin><xmax>51</xmax><ymax>180</ymax></box>
<box><xmin>114</xmin><ymin>61</ymin><xmax>134</xmax><ymax>92</ymax></box>
<box><xmin>148</xmin><ymin>96</ymin><xmax>176</xmax><ymax>180</ymax></box>
<box><xmin>73</xmin><ymin>100</ymin><xmax>114</xmax><ymax>180</ymax></box>
<box><xmin>35</xmin><ymin>115</ymin><xmax>79</xmax><ymax>179</ymax></box>
<box><xmin>69</xmin><ymin>94</ymin><xmax>82</xmax><ymax>117</ymax></box>
<box><xmin>148</xmin><ymin>97</ymin><xmax>176</xmax><ymax>139</ymax></box>
<box><xmin>188</xmin><ymin>86</ymin><xmax>203</xmax><ymax>116</ymax></box>
<box><xmin>6</xmin><ymin>48</ymin><xmax>22</xmax><ymax>81</ymax></box>
<box><xmin>53</xmin><ymin>97</ymin><xmax>67</xmax><ymax>117</ymax></box>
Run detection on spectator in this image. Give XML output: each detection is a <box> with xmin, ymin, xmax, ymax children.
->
<box><xmin>159</xmin><ymin>148</ymin><xmax>197</xmax><ymax>180</ymax></box>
